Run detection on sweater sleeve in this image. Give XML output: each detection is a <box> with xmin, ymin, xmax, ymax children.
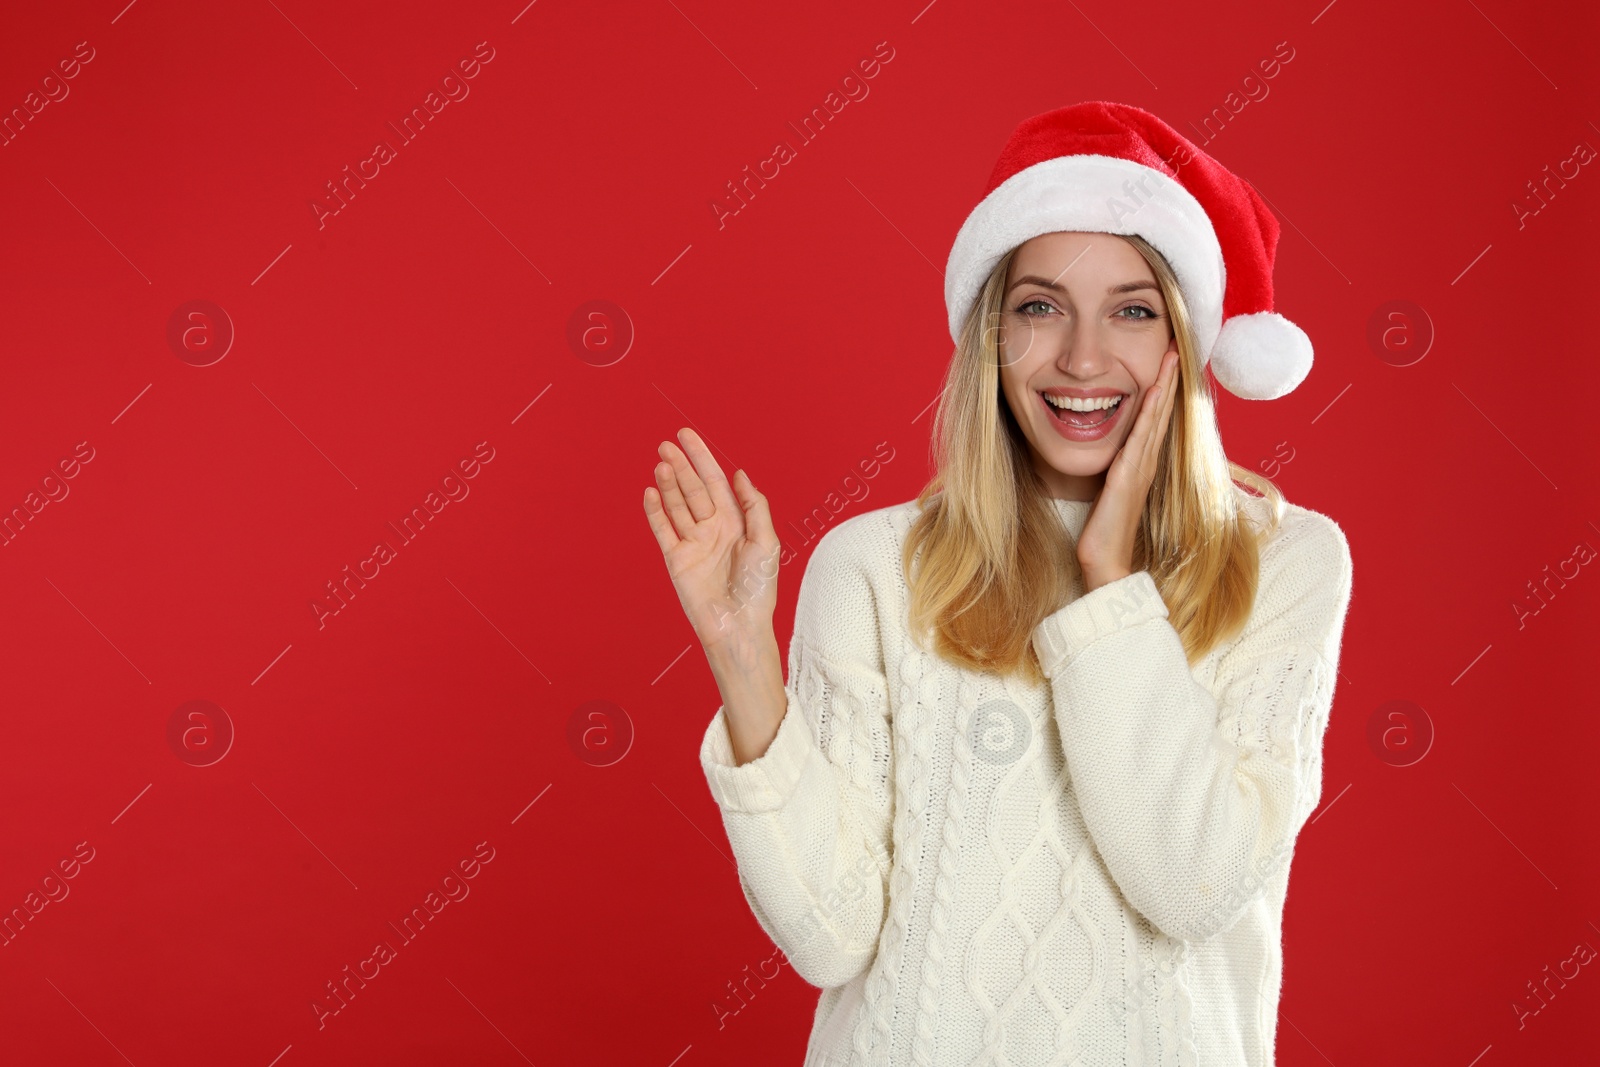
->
<box><xmin>1031</xmin><ymin>510</ymin><xmax>1353</xmax><ymax>944</ymax></box>
<box><xmin>698</xmin><ymin>519</ymin><xmax>895</xmax><ymax>989</ymax></box>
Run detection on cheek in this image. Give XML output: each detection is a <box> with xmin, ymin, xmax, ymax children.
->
<box><xmin>1119</xmin><ymin>354</ymin><xmax>1165</xmax><ymax>396</ymax></box>
<box><xmin>998</xmin><ymin>320</ymin><xmax>1048</xmax><ymax>369</ymax></box>
<box><xmin>997</xmin><ymin>363</ymin><xmax>1026</xmax><ymax>405</ymax></box>
<box><xmin>1006</xmin><ymin>383</ymin><xmax>1039</xmax><ymax>429</ymax></box>
<box><xmin>1006</xmin><ymin>382</ymin><xmax>1030</xmax><ymax>420</ymax></box>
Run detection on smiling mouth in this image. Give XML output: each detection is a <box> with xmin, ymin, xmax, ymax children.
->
<box><xmin>1041</xmin><ymin>393</ymin><xmax>1124</xmax><ymax>428</ymax></box>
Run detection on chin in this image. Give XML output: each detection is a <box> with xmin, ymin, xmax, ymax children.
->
<box><xmin>1049</xmin><ymin>462</ymin><xmax>1111</xmax><ymax>478</ymax></box>
<box><xmin>1039</xmin><ymin>443</ymin><xmax>1112</xmax><ymax>474</ymax></box>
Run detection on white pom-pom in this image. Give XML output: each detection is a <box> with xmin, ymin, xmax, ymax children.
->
<box><xmin>1207</xmin><ymin>312</ymin><xmax>1314</xmax><ymax>401</ymax></box>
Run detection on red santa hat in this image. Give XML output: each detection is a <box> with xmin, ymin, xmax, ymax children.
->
<box><xmin>944</xmin><ymin>100</ymin><xmax>1312</xmax><ymax>401</ymax></box>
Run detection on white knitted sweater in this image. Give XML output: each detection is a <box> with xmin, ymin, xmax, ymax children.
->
<box><xmin>699</xmin><ymin>488</ymin><xmax>1353</xmax><ymax>1066</ymax></box>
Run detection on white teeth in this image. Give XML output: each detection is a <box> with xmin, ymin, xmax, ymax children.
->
<box><xmin>1043</xmin><ymin>393</ymin><xmax>1123</xmax><ymax>412</ymax></box>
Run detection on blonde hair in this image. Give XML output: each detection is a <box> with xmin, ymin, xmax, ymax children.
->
<box><xmin>902</xmin><ymin>233</ymin><xmax>1285</xmax><ymax>684</ymax></box>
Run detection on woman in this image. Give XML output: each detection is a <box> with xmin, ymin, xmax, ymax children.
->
<box><xmin>644</xmin><ymin>101</ymin><xmax>1353</xmax><ymax>1067</ymax></box>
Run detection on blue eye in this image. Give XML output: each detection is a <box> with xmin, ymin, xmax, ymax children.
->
<box><xmin>1015</xmin><ymin>299</ymin><xmax>1055</xmax><ymax>317</ymax></box>
<box><xmin>1119</xmin><ymin>304</ymin><xmax>1157</xmax><ymax>320</ymax></box>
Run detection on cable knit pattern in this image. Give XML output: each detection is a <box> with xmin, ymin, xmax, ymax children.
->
<box><xmin>908</xmin><ymin>665</ymin><xmax>978</xmax><ymax>1066</ymax></box>
<box><xmin>854</xmin><ymin>643</ymin><xmax>935</xmax><ymax>1064</ymax></box>
<box><xmin>698</xmin><ymin>488</ymin><xmax>1354</xmax><ymax>1066</ymax></box>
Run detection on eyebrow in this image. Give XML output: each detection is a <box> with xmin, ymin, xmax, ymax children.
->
<box><xmin>1006</xmin><ymin>275</ymin><xmax>1159</xmax><ymax>296</ymax></box>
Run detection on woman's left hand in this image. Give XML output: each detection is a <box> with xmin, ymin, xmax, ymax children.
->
<box><xmin>1078</xmin><ymin>350</ymin><xmax>1180</xmax><ymax>593</ymax></box>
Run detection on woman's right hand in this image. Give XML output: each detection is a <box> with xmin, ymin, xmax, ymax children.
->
<box><xmin>644</xmin><ymin>427</ymin><xmax>781</xmax><ymax>657</ymax></box>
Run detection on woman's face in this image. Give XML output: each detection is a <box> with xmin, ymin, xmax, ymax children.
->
<box><xmin>996</xmin><ymin>231</ymin><xmax>1179</xmax><ymax>501</ymax></box>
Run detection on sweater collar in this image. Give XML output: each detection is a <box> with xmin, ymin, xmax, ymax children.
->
<box><xmin>1049</xmin><ymin>495</ymin><xmax>1094</xmax><ymax>538</ymax></box>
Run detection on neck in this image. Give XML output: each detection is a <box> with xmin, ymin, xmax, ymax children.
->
<box><xmin>1033</xmin><ymin>456</ymin><xmax>1105</xmax><ymax>502</ymax></box>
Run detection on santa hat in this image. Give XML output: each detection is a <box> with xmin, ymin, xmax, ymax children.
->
<box><xmin>944</xmin><ymin>101</ymin><xmax>1312</xmax><ymax>401</ymax></box>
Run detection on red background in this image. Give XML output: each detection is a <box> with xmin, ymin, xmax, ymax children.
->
<box><xmin>1</xmin><ymin>1</ymin><xmax>1596</xmax><ymax>1064</ymax></box>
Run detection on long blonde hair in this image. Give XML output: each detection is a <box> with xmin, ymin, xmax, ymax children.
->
<box><xmin>902</xmin><ymin>233</ymin><xmax>1285</xmax><ymax>684</ymax></box>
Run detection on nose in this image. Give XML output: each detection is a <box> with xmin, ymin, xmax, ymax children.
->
<box><xmin>1052</xmin><ymin>316</ymin><xmax>1110</xmax><ymax>379</ymax></box>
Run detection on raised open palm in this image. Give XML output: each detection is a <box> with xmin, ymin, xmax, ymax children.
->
<box><xmin>644</xmin><ymin>428</ymin><xmax>781</xmax><ymax>654</ymax></box>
